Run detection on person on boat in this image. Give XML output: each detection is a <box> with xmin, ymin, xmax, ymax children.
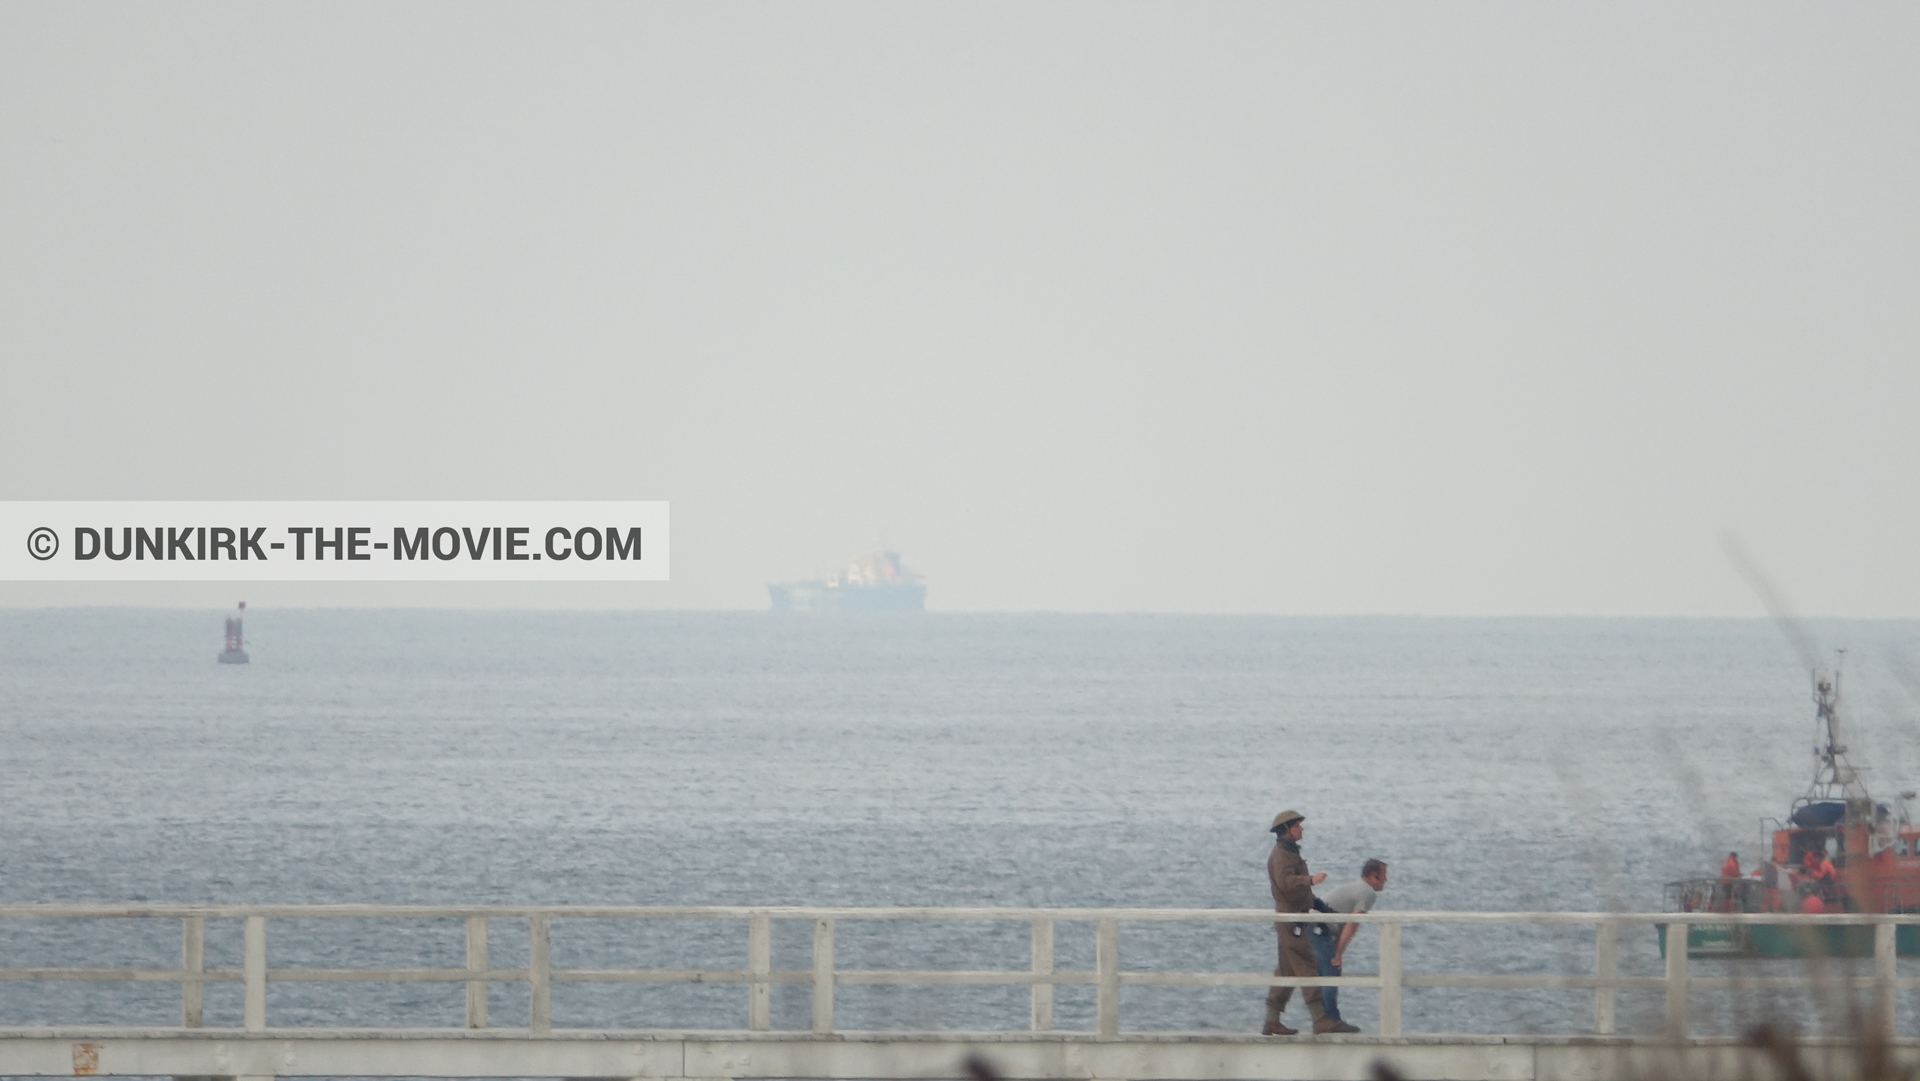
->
<box><xmin>1307</xmin><ymin>859</ymin><xmax>1386</xmax><ymax>1033</ymax></box>
<box><xmin>1801</xmin><ymin>847</ymin><xmax>1824</xmax><ymax>877</ymax></box>
<box><xmin>1262</xmin><ymin>810</ymin><xmax>1333</xmax><ymax>1036</ymax></box>
<box><xmin>1807</xmin><ymin>850</ymin><xmax>1839</xmax><ymax>900</ymax></box>
<box><xmin>1753</xmin><ymin>858</ymin><xmax>1788</xmax><ymax>911</ymax></box>
<box><xmin>1715</xmin><ymin>852</ymin><xmax>1744</xmax><ymax>911</ymax></box>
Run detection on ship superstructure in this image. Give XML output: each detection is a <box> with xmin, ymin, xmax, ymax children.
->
<box><xmin>768</xmin><ymin>551</ymin><xmax>926</xmax><ymax>611</ymax></box>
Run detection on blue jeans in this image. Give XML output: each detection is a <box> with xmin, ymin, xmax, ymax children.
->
<box><xmin>1307</xmin><ymin>925</ymin><xmax>1343</xmax><ymax>1021</ymax></box>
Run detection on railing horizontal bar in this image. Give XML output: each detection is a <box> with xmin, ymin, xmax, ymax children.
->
<box><xmin>1392</xmin><ymin>975</ymin><xmax>1920</xmax><ymax>991</ymax></box>
<box><xmin>0</xmin><ymin>968</ymin><xmax>533</xmax><ymax>984</ymax></box>
<box><xmin>553</xmin><ymin>969</ymin><xmax>811</xmax><ymax>985</ymax></box>
<box><xmin>19</xmin><ymin>906</ymin><xmax>1920</xmax><ymax>930</ymax></box>
<box><xmin>1403</xmin><ymin>975</ymin><xmax>1668</xmax><ymax>990</ymax></box>
<box><xmin>3</xmin><ymin>904</ymin><xmax>1920</xmax><ymax>925</ymax></box>
<box><xmin>265</xmin><ymin>969</ymin><xmax>528</xmax><ymax>983</ymax></box>
<box><xmin>835</xmin><ymin>970</ymin><xmax>1099</xmax><ymax>986</ymax></box>
<box><xmin>0</xmin><ymin>969</ymin><xmax>241</xmax><ymax>983</ymax></box>
<box><xmin>1120</xmin><ymin>973</ymin><xmax>1382</xmax><ymax>988</ymax></box>
<box><xmin>4</xmin><ymin>967</ymin><xmax>1915</xmax><ymax>993</ymax></box>
<box><xmin>4</xmin><ymin>967</ymin><xmax>1916</xmax><ymax>990</ymax></box>
<box><xmin>39</xmin><ymin>969</ymin><xmax>1881</xmax><ymax>993</ymax></box>
<box><xmin>1686</xmin><ymin>976</ymin><xmax>1920</xmax><ymax>991</ymax></box>
<box><xmin>0</xmin><ymin>966</ymin><xmax>1356</xmax><ymax>989</ymax></box>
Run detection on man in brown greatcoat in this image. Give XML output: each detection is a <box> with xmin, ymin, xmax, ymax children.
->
<box><xmin>1264</xmin><ymin>809</ymin><xmax>1335</xmax><ymax>1035</ymax></box>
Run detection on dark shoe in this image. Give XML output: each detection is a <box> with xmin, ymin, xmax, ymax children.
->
<box><xmin>1261</xmin><ymin>1021</ymin><xmax>1298</xmax><ymax>1036</ymax></box>
<box><xmin>1314</xmin><ymin>1019</ymin><xmax>1360</xmax><ymax>1034</ymax></box>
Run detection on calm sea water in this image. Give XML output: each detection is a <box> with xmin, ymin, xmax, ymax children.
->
<box><xmin>3</xmin><ymin>610</ymin><xmax>1918</xmax><ymax>1036</ymax></box>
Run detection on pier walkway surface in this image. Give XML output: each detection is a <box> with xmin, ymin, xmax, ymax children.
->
<box><xmin>0</xmin><ymin>905</ymin><xmax>1915</xmax><ymax>1081</ymax></box>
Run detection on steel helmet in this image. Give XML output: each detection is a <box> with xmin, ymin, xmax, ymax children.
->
<box><xmin>1271</xmin><ymin>810</ymin><xmax>1305</xmax><ymax>831</ymax></box>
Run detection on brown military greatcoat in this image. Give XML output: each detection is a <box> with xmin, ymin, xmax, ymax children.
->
<box><xmin>1264</xmin><ymin>835</ymin><xmax>1325</xmax><ymax>1020</ymax></box>
<box><xmin>1267</xmin><ymin>837</ymin><xmax>1316</xmax><ymax>915</ymax></box>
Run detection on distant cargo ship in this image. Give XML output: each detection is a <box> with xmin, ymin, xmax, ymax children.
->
<box><xmin>769</xmin><ymin>551</ymin><xmax>926</xmax><ymax>611</ymax></box>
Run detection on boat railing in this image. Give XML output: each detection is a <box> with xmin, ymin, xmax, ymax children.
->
<box><xmin>0</xmin><ymin>904</ymin><xmax>1912</xmax><ymax>1041</ymax></box>
<box><xmin>1666</xmin><ymin>876</ymin><xmax>1767</xmax><ymax>915</ymax></box>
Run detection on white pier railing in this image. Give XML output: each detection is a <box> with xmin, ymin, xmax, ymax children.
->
<box><xmin>0</xmin><ymin>905</ymin><xmax>1915</xmax><ymax>1041</ymax></box>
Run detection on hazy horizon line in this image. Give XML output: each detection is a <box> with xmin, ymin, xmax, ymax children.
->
<box><xmin>4</xmin><ymin>603</ymin><xmax>1914</xmax><ymax>622</ymax></box>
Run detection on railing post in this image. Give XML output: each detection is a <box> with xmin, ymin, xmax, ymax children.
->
<box><xmin>465</xmin><ymin>916</ymin><xmax>488</xmax><ymax>1029</ymax></box>
<box><xmin>811</xmin><ymin>918</ymin><xmax>835</xmax><ymax>1034</ymax></box>
<box><xmin>1593</xmin><ymin>919</ymin><xmax>1617</xmax><ymax>1035</ymax></box>
<box><xmin>748</xmin><ymin>916</ymin><xmax>771</xmax><ymax>1031</ymax></box>
<box><xmin>180</xmin><ymin>917</ymin><xmax>204</xmax><ymax>1028</ymax></box>
<box><xmin>1664</xmin><ymin>921</ymin><xmax>1688</xmax><ymax>1039</ymax></box>
<box><xmin>1095</xmin><ymin>918</ymin><xmax>1119</xmax><ymax>1036</ymax></box>
<box><xmin>528</xmin><ymin>914</ymin><xmax>551</xmax><ymax>1034</ymax></box>
<box><xmin>1030</xmin><ymin>918</ymin><xmax>1054</xmax><ymax>1031</ymax></box>
<box><xmin>1875</xmin><ymin>919</ymin><xmax>1897</xmax><ymax>1042</ymax></box>
<box><xmin>1378</xmin><ymin>920</ymin><xmax>1402</xmax><ymax>1037</ymax></box>
<box><xmin>242</xmin><ymin>915</ymin><xmax>266</xmax><ymax>1032</ymax></box>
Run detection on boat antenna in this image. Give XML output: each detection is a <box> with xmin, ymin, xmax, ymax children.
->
<box><xmin>1802</xmin><ymin>649</ymin><xmax>1873</xmax><ymax>808</ymax></box>
<box><xmin>1722</xmin><ymin>538</ymin><xmax>1874</xmax><ymax>810</ymax></box>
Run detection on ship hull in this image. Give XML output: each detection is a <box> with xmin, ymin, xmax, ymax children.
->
<box><xmin>1659</xmin><ymin>922</ymin><xmax>1920</xmax><ymax>959</ymax></box>
<box><xmin>768</xmin><ymin>581</ymin><xmax>925</xmax><ymax>611</ymax></box>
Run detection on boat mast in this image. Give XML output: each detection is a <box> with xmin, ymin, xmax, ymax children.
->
<box><xmin>1804</xmin><ymin>652</ymin><xmax>1870</xmax><ymax>805</ymax></box>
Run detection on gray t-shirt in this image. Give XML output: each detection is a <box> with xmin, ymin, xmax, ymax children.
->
<box><xmin>1319</xmin><ymin>880</ymin><xmax>1379</xmax><ymax>914</ymax></box>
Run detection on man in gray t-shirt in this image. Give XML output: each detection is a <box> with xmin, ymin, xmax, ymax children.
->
<box><xmin>1307</xmin><ymin>859</ymin><xmax>1388</xmax><ymax>1029</ymax></box>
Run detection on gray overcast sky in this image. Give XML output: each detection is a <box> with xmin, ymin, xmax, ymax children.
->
<box><xmin>3</xmin><ymin>3</ymin><xmax>1917</xmax><ymax>614</ymax></box>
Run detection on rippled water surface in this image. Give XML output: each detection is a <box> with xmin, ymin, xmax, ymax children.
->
<box><xmin>4</xmin><ymin>610</ymin><xmax>1918</xmax><ymax>1036</ymax></box>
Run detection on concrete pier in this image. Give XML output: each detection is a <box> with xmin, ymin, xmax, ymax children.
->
<box><xmin>4</xmin><ymin>1029</ymin><xmax>1917</xmax><ymax>1081</ymax></box>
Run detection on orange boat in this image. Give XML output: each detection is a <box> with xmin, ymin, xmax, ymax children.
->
<box><xmin>1664</xmin><ymin>660</ymin><xmax>1920</xmax><ymax>958</ymax></box>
